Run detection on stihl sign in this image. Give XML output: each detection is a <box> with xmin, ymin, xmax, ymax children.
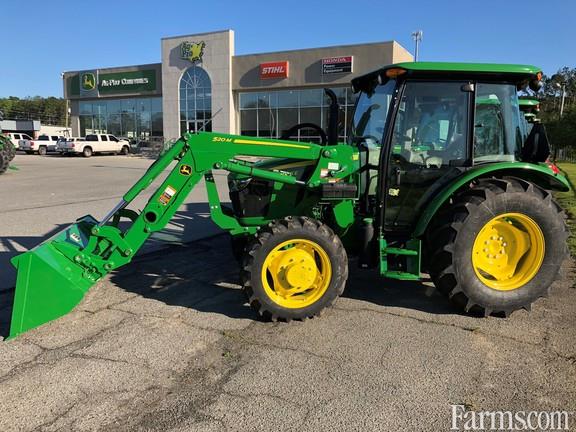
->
<box><xmin>260</xmin><ymin>61</ymin><xmax>289</xmax><ymax>79</ymax></box>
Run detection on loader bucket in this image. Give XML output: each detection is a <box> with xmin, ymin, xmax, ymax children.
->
<box><xmin>9</xmin><ymin>215</ymin><xmax>104</xmax><ymax>339</ymax></box>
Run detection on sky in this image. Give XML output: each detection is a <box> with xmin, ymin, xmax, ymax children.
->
<box><xmin>1</xmin><ymin>0</ymin><xmax>574</xmax><ymax>97</ymax></box>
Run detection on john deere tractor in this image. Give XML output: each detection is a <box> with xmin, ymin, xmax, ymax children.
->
<box><xmin>8</xmin><ymin>62</ymin><xmax>570</xmax><ymax>338</ymax></box>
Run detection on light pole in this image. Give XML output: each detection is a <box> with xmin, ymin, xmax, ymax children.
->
<box><xmin>555</xmin><ymin>82</ymin><xmax>566</xmax><ymax>118</ymax></box>
<box><xmin>411</xmin><ymin>30</ymin><xmax>423</xmax><ymax>61</ymax></box>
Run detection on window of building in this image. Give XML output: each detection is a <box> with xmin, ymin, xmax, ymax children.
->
<box><xmin>78</xmin><ymin>97</ymin><xmax>163</xmax><ymax>141</ymax></box>
<box><xmin>238</xmin><ymin>87</ymin><xmax>357</xmax><ymax>143</ymax></box>
<box><xmin>179</xmin><ymin>66</ymin><xmax>212</xmax><ymax>134</ymax></box>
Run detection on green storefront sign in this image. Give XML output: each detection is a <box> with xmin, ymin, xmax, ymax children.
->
<box><xmin>67</xmin><ymin>69</ymin><xmax>157</xmax><ymax>97</ymax></box>
<box><xmin>98</xmin><ymin>70</ymin><xmax>156</xmax><ymax>94</ymax></box>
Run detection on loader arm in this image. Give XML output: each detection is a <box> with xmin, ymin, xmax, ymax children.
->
<box><xmin>9</xmin><ymin>132</ymin><xmax>357</xmax><ymax>338</ymax></box>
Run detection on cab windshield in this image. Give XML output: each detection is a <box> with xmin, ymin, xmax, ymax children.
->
<box><xmin>349</xmin><ymin>79</ymin><xmax>396</xmax><ymax>148</ymax></box>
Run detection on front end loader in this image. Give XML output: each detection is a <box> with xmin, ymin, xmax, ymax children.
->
<box><xmin>8</xmin><ymin>62</ymin><xmax>571</xmax><ymax>338</ymax></box>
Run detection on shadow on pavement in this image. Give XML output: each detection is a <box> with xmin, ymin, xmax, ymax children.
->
<box><xmin>0</xmin><ymin>290</ymin><xmax>13</xmax><ymax>339</ymax></box>
<box><xmin>110</xmin><ymin>234</ymin><xmax>256</xmax><ymax>320</ymax></box>
<box><xmin>0</xmin><ymin>224</ymin><xmax>70</xmax><ymax>291</ymax></box>
<box><xmin>342</xmin><ymin>263</ymin><xmax>464</xmax><ymax>316</ymax></box>
<box><xmin>0</xmin><ymin>201</ymin><xmax>466</xmax><ymax>339</ymax></box>
<box><xmin>110</xmin><ymin>235</ymin><xmax>464</xmax><ymax>325</ymax></box>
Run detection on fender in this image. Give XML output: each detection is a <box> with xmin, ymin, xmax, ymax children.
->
<box><xmin>414</xmin><ymin>162</ymin><xmax>570</xmax><ymax>238</ymax></box>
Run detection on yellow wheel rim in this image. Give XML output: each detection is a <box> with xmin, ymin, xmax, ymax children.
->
<box><xmin>472</xmin><ymin>213</ymin><xmax>545</xmax><ymax>291</ymax></box>
<box><xmin>261</xmin><ymin>239</ymin><xmax>332</xmax><ymax>309</ymax></box>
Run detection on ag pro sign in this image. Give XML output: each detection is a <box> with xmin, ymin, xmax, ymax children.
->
<box><xmin>98</xmin><ymin>70</ymin><xmax>157</xmax><ymax>94</ymax></box>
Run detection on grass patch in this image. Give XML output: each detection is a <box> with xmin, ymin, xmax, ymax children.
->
<box><xmin>556</xmin><ymin>163</ymin><xmax>576</xmax><ymax>256</ymax></box>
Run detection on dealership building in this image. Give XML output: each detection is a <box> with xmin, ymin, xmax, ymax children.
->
<box><xmin>63</xmin><ymin>30</ymin><xmax>412</xmax><ymax>142</ymax></box>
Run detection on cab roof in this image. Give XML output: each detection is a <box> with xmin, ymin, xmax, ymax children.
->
<box><xmin>352</xmin><ymin>62</ymin><xmax>542</xmax><ymax>93</ymax></box>
<box><xmin>390</xmin><ymin>62</ymin><xmax>541</xmax><ymax>76</ymax></box>
<box><xmin>518</xmin><ymin>97</ymin><xmax>540</xmax><ymax>106</ymax></box>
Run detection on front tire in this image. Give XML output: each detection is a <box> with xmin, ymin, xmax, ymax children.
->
<box><xmin>38</xmin><ymin>146</ymin><xmax>47</xmax><ymax>156</ymax></box>
<box><xmin>120</xmin><ymin>145</ymin><xmax>130</xmax><ymax>155</ymax></box>
<box><xmin>428</xmin><ymin>177</ymin><xmax>568</xmax><ymax>316</ymax></box>
<box><xmin>0</xmin><ymin>152</ymin><xmax>7</xmax><ymax>175</ymax></box>
<box><xmin>242</xmin><ymin>216</ymin><xmax>348</xmax><ymax>321</ymax></box>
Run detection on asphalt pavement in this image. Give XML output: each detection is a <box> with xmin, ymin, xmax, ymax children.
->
<box><xmin>0</xmin><ymin>154</ymin><xmax>574</xmax><ymax>431</ymax></box>
<box><xmin>0</xmin><ymin>153</ymin><xmax>228</xmax><ymax>290</ymax></box>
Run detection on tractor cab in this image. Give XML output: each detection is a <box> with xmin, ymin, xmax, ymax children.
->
<box><xmin>349</xmin><ymin>62</ymin><xmax>544</xmax><ymax>232</ymax></box>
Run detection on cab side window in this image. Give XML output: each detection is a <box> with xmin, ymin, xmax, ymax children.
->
<box><xmin>474</xmin><ymin>83</ymin><xmax>523</xmax><ymax>163</ymax></box>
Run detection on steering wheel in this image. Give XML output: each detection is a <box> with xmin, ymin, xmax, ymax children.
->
<box><xmin>281</xmin><ymin>123</ymin><xmax>328</xmax><ymax>145</ymax></box>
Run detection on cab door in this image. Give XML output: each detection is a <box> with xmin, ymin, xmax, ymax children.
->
<box><xmin>100</xmin><ymin>134</ymin><xmax>111</xmax><ymax>152</ymax></box>
<box><xmin>383</xmin><ymin>81</ymin><xmax>471</xmax><ymax>231</ymax></box>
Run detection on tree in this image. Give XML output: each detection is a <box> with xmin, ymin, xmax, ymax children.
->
<box><xmin>0</xmin><ymin>96</ymin><xmax>66</xmax><ymax>125</ymax></box>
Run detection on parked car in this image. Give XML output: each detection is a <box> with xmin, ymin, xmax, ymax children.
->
<box><xmin>61</xmin><ymin>134</ymin><xmax>130</xmax><ymax>157</ymax></box>
<box><xmin>19</xmin><ymin>135</ymin><xmax>62</xmax><ymax>155</ymax></box>
<box><xmin>4</xmin><ymin>132</ymin><xmax>33</xmax><ymax>150</ymax></box>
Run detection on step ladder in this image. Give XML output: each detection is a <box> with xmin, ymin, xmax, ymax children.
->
<box><xmin>379</xmin><ymin>237</ymin><xmax>421</xmax><ymax>280</ymax></box>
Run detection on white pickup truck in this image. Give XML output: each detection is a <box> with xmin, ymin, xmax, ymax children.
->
<box><xmin>59</xmin><ymin>134</ymin><xmax>130</xmax><ymax>157</ymax></box>
<box><xmin>19</xmin><ymin>135</ymin><xmax>62</xmax><ymax>155</ymax></box>
<box><xmin>5</xmin><ymin>132</ymin><xmax>33</xmax><ymax>150</ymax></box>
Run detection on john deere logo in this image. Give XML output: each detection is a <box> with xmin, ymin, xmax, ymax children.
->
<box><xmin>81</xmin><ymin>73</ymin><xmax>96</xmax><ymax>91</ymax></box>
<box><xmin>179</xmin><ymin>164</ymin><xmax>192</xmax><ymax>176</ymax></box>
<box><xmin>181</xmin><ymin>41</ymin><xmax>205</xmax><ymax>64</ymax></box>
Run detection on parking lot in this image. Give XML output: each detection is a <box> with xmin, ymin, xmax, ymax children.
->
<box><xmin>0</xmin><ymin>153</ymin><xmax>228</xmax><ymax>291</ymax></box>
<box><xmin>0</xmin><ymin>154</ymin><xmax>575</xmax><ymax>431</ymax></box>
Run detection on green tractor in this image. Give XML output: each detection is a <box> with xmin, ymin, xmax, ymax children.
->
<box><xmin>0</xmin><ymin>114</ymin><xmax>17</xmax><ymax>175</ymax></box>
<box><xmin>8</xmin><ymin>62</ymin><xmax>570</xmax><ymax>339</ymax></box>
<box><xmin>519</xmin><ymin>96</ymin><xmax>541</xmax><ymax>134</ymax></box>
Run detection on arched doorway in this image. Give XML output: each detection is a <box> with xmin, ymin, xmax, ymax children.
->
<box><xmin>179</xmin><ymin>66</ymin><xmax>212</xmax><ymax>133</ymax></box>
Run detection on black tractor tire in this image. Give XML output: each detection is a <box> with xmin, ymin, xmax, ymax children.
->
<box><xmin>242</xmin><ymin>216</ymin><xmax>348</xmax><ymax>321</ymax></box>
<box><xmin>7</xmin><ymin>143</ymin><xmax>16</xmax><ymax>161</ymax></box>
<box><xmin>120</xmin><ymin>145</ymin><xmax>130</xmax><ymax>155</ymax></box>
<box><xmin>428</xmin><ymin>177</ymin><xmax>568</xmax><ymax>317</ymax></box>
<box><xmin>38</xmin><ymin>146</ymin><xmax>47</xmax><ymax>156</ymax></box>
<box><xmin>0</xmin><ymin>151</ymin><xmax>8</xmax><ymax>175</ymax></box>
<box><xmin>82</xmin><ymin>146</ymin><xmax>93</xmax><ymax>158</ymax></box>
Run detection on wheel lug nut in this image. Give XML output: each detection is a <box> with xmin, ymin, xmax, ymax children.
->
<box><xmin>503</xmin><ymin>242</ymin><xmax>507</xmax><ymax>247</ymax></box>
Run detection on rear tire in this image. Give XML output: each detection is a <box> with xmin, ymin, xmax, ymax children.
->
<box><xmin>242</xmin><ymin>216</ymin><xmax>348</xmax><ymax>321</ymax></box>
<box><xmin>38</xmin><ymin>146</ymin><xmax>47</xmax><ymax>156</ymax></box>
<box><xmin>428</xmin><ymin>177</ymin><xmax>568</xmax><ymax>316</ymax></box>
<box><xmin>82</xmin><ymin>147</ymin><xmax>93</xmax><ymax>158</ymax></box>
